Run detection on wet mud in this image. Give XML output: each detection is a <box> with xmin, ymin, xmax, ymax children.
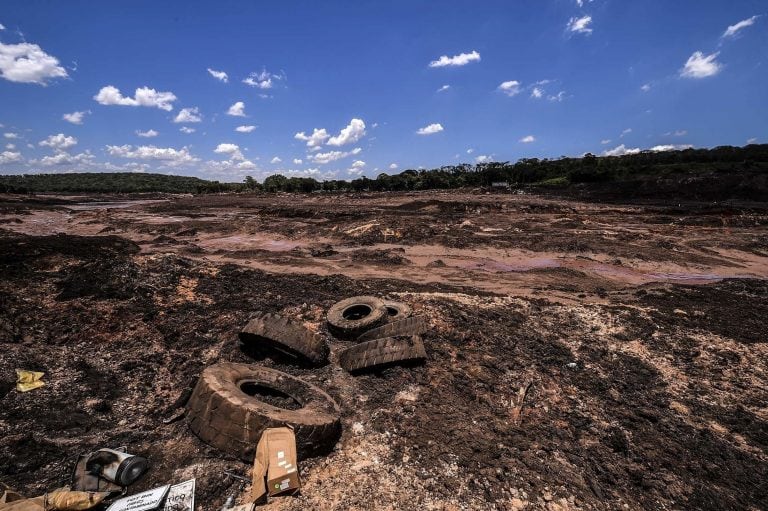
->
<box><xmin>0</xmin><ymin>191</ymin><xmax>766</xmax><ymax>510</ymax></box>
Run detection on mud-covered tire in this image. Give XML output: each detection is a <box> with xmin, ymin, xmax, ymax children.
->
<box><xmin>326</xmin><ymin>296</ymin><xmax>387</xmax><ymax>339</ymax></box>
<box><xmin>338</xmin><ymin>335</ymin><xmax>427</xmax><ymax>373</ymax></box>
<box><xmin>187</xmin><ymin>362</ymin><xmax>341</xmax><ymax>462</ymax></box>
<box><xmin>239</xmin><ymin>312</ymin><xmax>329</xmax><ymax>366</ymax></box>
<box><xmin>357</xmin><ymin>315</ymin><xmax>429</xmax><ymax>342</ymax></box>
<box><xmin>382</xmin><ymin>300</ymin><xmax>412</xmax><ymax>321</ymax></box>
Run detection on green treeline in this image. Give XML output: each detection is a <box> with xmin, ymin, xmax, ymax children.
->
<box><xmin>1</xmin><ymin>144</ymin><xmax>767</xmax><ymax>195</ymax></box>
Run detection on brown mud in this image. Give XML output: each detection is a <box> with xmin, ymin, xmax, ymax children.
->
<box><xmin>0</xmin><ymin>190</ymin><xmax>766</xmax><ymax>510</ymax></box>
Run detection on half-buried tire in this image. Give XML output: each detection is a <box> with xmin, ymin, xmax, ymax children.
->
<box><xmin>382</xmin><ymin>300</ymin><xmax>412</xmax><ymax>321</ymax></box>
<box><xmin>357</xmin><ymin>315</ymin><xmax>429</xmax><ymax>342</ymax></box>
<box><xmin>187</xmin><ymin>362</ymin><xmax>341</xmax><ymax>462</ymax></box>
<box><xmin>337</xmin><ymin>335</ymin><xmax>427</xmax><ymax>373</ymax></box>
<box><xmin>326</xmin><ymin>296</ymin><xmax>387</xmax><ymax>340</ymax></box>
<box><xmin>239</xmin><ymin>312</ymin><xmax>329</xmax><ymax>366</ymax></box>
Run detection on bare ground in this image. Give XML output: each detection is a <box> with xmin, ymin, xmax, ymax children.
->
<box><xmin>0</xmin><ymin>190</ymin><xmax>766</xmax><ymax>511</ymax></box>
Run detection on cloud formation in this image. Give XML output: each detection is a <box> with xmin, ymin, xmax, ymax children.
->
<box><xmin>207</xmin><ymin>68</ymin><xmax>228</xmax><ymax>82</ymax></box>
<box><xmin>498</xmin><ymin>80</ymin><xmax>522</xmax><ymax>97</ymax></box>
<box><xmin>62</xmin><ymin>111</ymin><xmax>87</xmax><ymax>124</ymax></box>
<box><xmin>235</xmin><ymin>125</ymin><xmax>256</xmax><ymax>133</ymax></box>
<box><xmin>429</xmin><ymin>50</ymin><xmax>480</xmax><ymax>68</ymax></box>
<box><xmin>0</xmin><ymin>42</ymin><xmax>68</xmax><ymax>85</ymax></box>
<box><xmin>39</xmin><ymin>133</ymin><xmax>77</xmax><ymax>150</ymax></box>
<box><xmin>680</xmin><ymin>51</ymin><xmax>721</xmax><ymax>79</ymax></box>
<box><xmin>567</xmin><ymin>15</ymin><xmax>593</xmax><ymax>34</ymax></box>
<box><xmin>295</xmin><ymin>128</ymin><xmax>330</xmax><ymax>150</ymax></box>
<box><xmin>416</xmin><ymin>123</ymin><xmax>444</xmax><ymax>135</ymax></box>
<box><xmin>136</xmin><ymin>129</ymin><xmax>158</xmax><ymax>138</ymax></box>
<box><xmin>308</xmin><ymin>147</ymin><xmax>361</xmax><ymax>164</ymax></box>
<box><xmin>227</xmin><ymin>101</ymin><xmax>246</xmax><ymax>116</ymax></box>
<box><xmin>328</xmin><ymin>118</ymin><xmax>366</xmax><ymax>146</ymax></box>
<box><xmin>174</xmin><ymin>107</ymin><xmax>202</xmax><ymax>123</ymax></box>
<box><xmin>106</xmin><ymin>144</ymin><xmax>199</xmax><ymax>165</ymax></box>
<box><xmin>722</xmin><ymin>15</ymin><xmax>760</xmax><ymax>38</ymax></box>
<box><xmin>94</xmin><ymin>85</ymin><xmax>177</xmax><ymax>111</ymax></box>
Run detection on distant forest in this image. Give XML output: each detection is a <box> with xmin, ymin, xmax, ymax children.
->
<box><xmin>2</xmin><ymin>144</ymin><xmax>767</xmax><ymax>200</ymax></box>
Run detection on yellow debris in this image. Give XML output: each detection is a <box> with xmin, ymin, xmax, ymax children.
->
<box><xmin>15</xmin><ymin>370</ymin><xmax>45</xmax><ymax>393</ymax></box>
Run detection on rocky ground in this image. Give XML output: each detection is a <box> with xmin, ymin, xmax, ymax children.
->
<box><xmin>0</xmin><ymin>190</ymin><xmax>766</xmax><ymax>510</ymax></box>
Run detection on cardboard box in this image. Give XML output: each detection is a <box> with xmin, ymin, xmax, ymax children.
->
<box><xmin>251</xmin><ymin>427</ymin><xmax>301</xmax><ymax>502</ymax></box>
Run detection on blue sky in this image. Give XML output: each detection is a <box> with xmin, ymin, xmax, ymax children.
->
<box><xmin>0</xmin><ymin>0</ymin><xmax>766</xmax><ymax>182</ymax></box>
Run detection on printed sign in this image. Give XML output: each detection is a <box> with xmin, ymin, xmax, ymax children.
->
<box><xmin>163</xmin><ymin>479</ymin><xmax>195</xmax><ymax>511</ymax></box>
<box><xmin>106</xmin><ymin>485</ymin><xmax>170</xmax><ymax>511</ymax></box>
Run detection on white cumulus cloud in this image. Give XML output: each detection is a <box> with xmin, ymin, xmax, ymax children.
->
<box><xmin>174</xmin><ymin>107</ymin><xmax>202</xmax><ymax>123</ymax></box>
<box><xmin>136</xmin><ymin>129</ymin><xmax>158</xmax><ymax>138</ymax></box>
<box><xmin>328</xmin><ymin>118</ymin><xmax>366</xmax><ymax>146</ymax></box>
<box><xmin>567</xmin><ymin>15</ymin><xmax>593</xmax><ymax>35</ymax></box>
<box><xmin>295</xmin><ymin>128</ymin><xmax>329</xmax><ymax>149</ymax></box>
<box><xmin>498</xmin><ymin>80</ymin><xmax>522</xmax><ymax>97</ymax></box>
<box><xmin>475</xmin><ymin>155</ymin><xmax>492</xmax><ymax>163</ymax></box>
<box><xmin>389</xmin><ymin>163</ymin><xmax>398</xmax><ymax>170</ymax></box>
<box><xmin>0</xmin><ymin>151</ymin><xmax>22</xmax><ymax>164</ymax></box>
<box><xmin>308</xmin><ymin>147</ymin><xmax>361</xmax><ymax>165</ymax></box>
<box><xmin>602</xmin><ymin>144</ymin><xmax>640</xmax><ymax>156</ymax></box>
<box><xmin>0</xmin><ymin>42</ymin><xmax>68</xmax><ymax>85</ymax></box>
<box><xmin>214</xmin><ymin>143</ymin><xmax>244</xmax><ymax>160</ymax></box>
<box><xmin>227</xmin><ymin>101</ymin><xmax>246</xmax><ymax>117</ymax></box>
<box><xmin>417</xmin><ymin>123</ymin><xmax>444</xmax><ymax>136</ymax></box>
<box><xmin>680</xmin><ymin>51</ymin><xmax>721</xmax><ymax>79</ymax></box>
<box><xmin>4</xmin><ymin>132</ymin><xmax>19</xmax><ymax>139</ymax></box>
<box><xmin>271</xmin><ymin>156</ymin><xmax>282</xmax><ymax>164</ymax></box>
<box><xmin>36</xmin><ymin>151</ymin><xmax>94</xmax><ymax>167</ymax></box>
<box><xmin>519</xmin><ymin>135</ymin><xmax>535</xmax><ymax>143</ymax></box>
<box><xmin>63</xmin><ymin>111</ymin><xmax>87</xmax><ymax>125</ymax></box>
<box><xmin>235</xmin><ymin>125</ymin><xmax>256</xmax><ymax>133</ymax></box>
<box><xmin>650</xmin><ymin>144</ymin><xmax>693</xmax><ymax>152</ymax></box>
<box><xmin>531</xmin><ymin>87</ymin><xmax>543</xmax><ymax>99</ymax></box>
<box><xmin>180</xmin><ymin>127</ymin><xmax>196</xmax><ymax>134</ymax></box>
<box><xmin>207</xmin><ymin>68</ymin><xmax>228</xmax><ymax>82</ymax></box>
<box><xmin>722</xmin><ymin>15</ymin><xmax>760</xmax><ymax>38</ymax></box>
<box><xmin>94</xmin><ymin>85</ymin><xmax>177</xmax><ymax>111</ymax></box>
<box><xmin>39</xmin><ymin>133</ymin><xmax>77</xmax><ymax>150</ymax></box>
<box><xmin>437</xmin><ymin>85</ymin><xmax>451</xmax><ymax>93</ymax></box>
<box><xmin>429</xmin><ymin>50</ymin><xmax>481</xmax><ymax>68</ymax></box>
<box><xmin>106</xmin><ymin>144</ymin><xmax>199</xmax><ymax>165</ymax></box>
<box><xmin>351</xmin><ymin>160</ymin><xmax>365</xmax><ymax>168</ymax></box>
<box><xmin>293</xmin><ymin>158</ymin><xmax>303</xmax><ymax>165</ymax></box>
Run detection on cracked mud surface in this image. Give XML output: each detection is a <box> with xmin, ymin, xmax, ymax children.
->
<box><xmin>0</xmin><ymin>191</ymin><xmax>766</xmax><ymax>510</ymax></box>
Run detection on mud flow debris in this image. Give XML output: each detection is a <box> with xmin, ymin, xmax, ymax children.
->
<box><xmin>1</xmin><ymin>191</ymin><xmax>767</xmax><ymax>510</ymax></box>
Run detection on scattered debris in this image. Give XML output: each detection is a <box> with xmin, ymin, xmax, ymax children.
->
<box><xmin>186</xmin><ymin>363</ymin><xmax>341</xmax><ymax>462</ymax></box>
<box><xmin>510</xmin><ymin>382</ymin><xmax>533</xmax><ymax>426</ymax></box>
<box><xmin>338</xmin><ymin>335</ymin><xmax>427</xmax><ymax>373</ymax></box>
<box><xmin>381</xmin><ymin>300</ymin><xmax>412</xmax><ymax>320</ymax></box>
<box><xmin>15</xmin><ymin>370</ymin><xmax>44</xmax><ymax>393</ymax></box>
<box><xmin>162</xmin><ymin>479</ymin><xmax>195</xmax><ymax>511</ymax></box>
<box><xmin>357</xmin><ymin>315</ymin><xmax>429</xmax><ymax>342</ymax></box>
<box><xmin>251</xmin><ymin>427</ymin><xmax>301</xmax><ymax>504</ymax></box>
<box><xmin>239</xmin><ymin>312</ymin><xmax>329</xmax><ymax>366</ymax></box>
<box><xmin>104</xmin><ymin>485</ymin><xmax>169</xmax><ymax>511</ymax></box>
<box><xmin>326</xmin><ymin>295</ymin><xmax>389</xmax><ymax>339</ymax></box>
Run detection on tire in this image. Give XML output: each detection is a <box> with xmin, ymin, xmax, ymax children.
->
<box><xmin>326</xmin><ymin>296</ymin><xmax>387</xmax><ymax>339</ymax></box>
<box><xmin>337</xmin><ymin>335</ymin><xmax>427</xmax><ymax>373</ymax></box>
<box><xmin>187</xmin><ymin>362</ymin><xmax>341</xmax><ymax>462</ymax></box>
<box><xmin>239</xmin><ymin>312</ymin><xmax>329</xmax><ymax>366</ymax></box>
<box><xmin>382</xmin><ymin>300</ymin><xmax>412</xmax><ymax>321</ymax></box>
<box><xmin>357</xmin><ymin>315</ymin><xmax>429</xmax><ymax>342</ymax></box>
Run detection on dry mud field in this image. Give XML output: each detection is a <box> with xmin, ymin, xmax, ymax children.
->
<box><xmin>1</xmin><ymin>190</ymin><xmax>767</xmax><ymax>510</ymax></box>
